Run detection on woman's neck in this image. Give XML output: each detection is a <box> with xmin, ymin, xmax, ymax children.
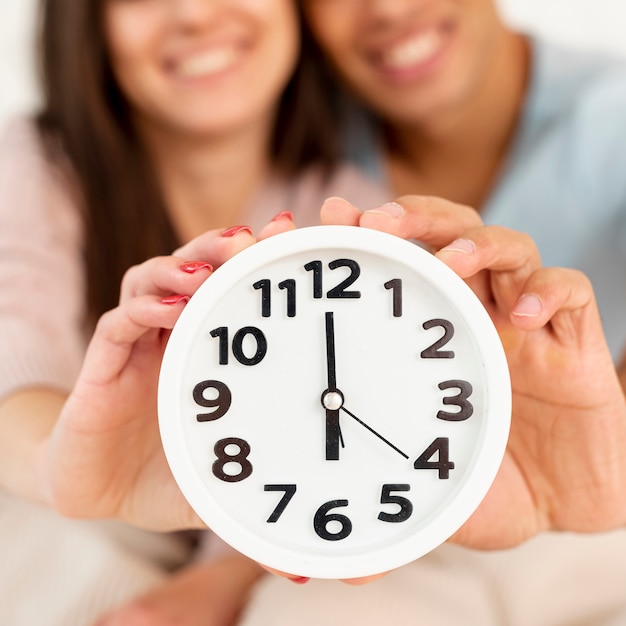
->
<box><xmin>139</xmin><ymin>120</ymin><xmax>273</xmax><ymax>242</ymax></box>
<box><xmin>385</xmin><ymin>30</ymin><xmax>530</xmax><ymax>209</ymax></box>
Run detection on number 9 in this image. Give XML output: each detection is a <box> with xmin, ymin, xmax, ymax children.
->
<box><xmin>193</xmin><ymin>380</ymin><xmax>232</xmax><ymax>422</ymax></box>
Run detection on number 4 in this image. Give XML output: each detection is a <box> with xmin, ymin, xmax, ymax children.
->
<box><xmin>413</xmin><ymin>437</ymin><xmax>455</xmax><ymax>479</ymax></box>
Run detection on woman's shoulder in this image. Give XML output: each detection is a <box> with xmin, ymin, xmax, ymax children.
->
<box><xmin>0</xmin><ymin>115</ymin><xmax>66</xmax><ymax>186</ymax></box>
<box><xmin>0</xmin><ymin>117</ymin><xmax>86</xmax><ymax>401</ymax></box>
<box><xmin>0</xmin><ymin>115</ymin><xmax>82</xmax><ymax>242</ymax></box>
<box><xmin>0</xmin><ymin>116</ymin><xmax>44</xmax><ymax>163</ymax></box>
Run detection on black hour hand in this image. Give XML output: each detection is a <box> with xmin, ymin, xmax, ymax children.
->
<box><xmin>325</xmin><ymin>407</ymin><xmax>341</xmax><ymax>460</ymax></box>
<box><xmin>322</xmin><ymin>388</ymin><xmax>345</xmax><ymax>460</ymax></box>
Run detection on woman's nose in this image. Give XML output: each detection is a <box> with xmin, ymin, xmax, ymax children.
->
<box><xmin>168</xmin><ymin>0</ymin><xmax>222</xmax><ymax>29</ymax></box>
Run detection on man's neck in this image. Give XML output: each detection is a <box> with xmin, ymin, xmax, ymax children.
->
<box><xmin>385</xmin><ymin>31</ymin><xmax>530</xmax><ymax>209</ymax></box>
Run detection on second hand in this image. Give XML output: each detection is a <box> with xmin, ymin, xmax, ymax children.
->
<box><xmin>340</xmin><ymin>406</ymin><xmax>409</xmax><ymax>460</ymax></box>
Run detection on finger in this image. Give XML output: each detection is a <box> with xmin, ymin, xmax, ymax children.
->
<box><xmin>510</xmin><ymin>267</ymin><xmax>604</xmax><ymax>348</ymax></box>
<box><xmin>619</xmin><ymin>350</ymin><xmax>626</xmax><ymax>392</ymax></box>
<box><xmin>340</xmin><ymin>572</ymin><xmax>389</xmax><ymax>585</ymax></box>
<box><xmin>257</xmin><ymin>211</ymin><xmax>297</xmax><ymax>241</ymax></box>
<box><xmin>258</xmin><ymin>564</ymin><xmax>310</xmax><ymax>585</ymax></box>
<box><xmin>360</xmin><ymin>195</ymin><xmax>483</xmax><ymax>247</ymax></box>
<box><xmin>260</xmin><ymin>563</ymin><xmax>388</xmax><ymax>586</ymax></box>
<box><xmin>320</xmin><ymin>196</ymin><xmax>363</xmax><ymax>226</ymax></box>
<box><xmin>174</xmin><ymin>226</ymin><xmax>256</xmax><ymax>267</ymax></box>
<box><xmin>120</xmin><ymin>256</ymin><xmax>214</xmax><ymax>302</ymax></box>
<box><xmin>80</xmin><ymin>295</ymin><xmax>189</xmax><ymax>387</ymax></box>
<box><xmin>436</xmin><ymin>226</ymin><xmax>541</xmax><ymax>311</ymax></box>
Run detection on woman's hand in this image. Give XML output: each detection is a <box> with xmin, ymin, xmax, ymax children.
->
<box><xmin>40</xmin><ymin>219</ymin><xmax>296</xmax><ymax>530</ymax></box>
<box><xmin>321</xmin><ymin>196</ymin><xmax>626</xmax><ymax>549</ymax></box>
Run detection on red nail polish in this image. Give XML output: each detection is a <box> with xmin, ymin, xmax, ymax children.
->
<box><xmin>288</xmin><ymin>576</ymin><xmax>310</xmax><ymax>585</ymax></box>
<box><xmin>221</xmin><ymin>225</ymin><xmax>252</xmax><ymax>237</ymax></box>
<box><xmin>161</xmin><ymin>294</ymin><xmax>190</xmax><ymax>305</ymax></box>
<box><xmin>271</xmin><ymin>210</ymin><xmax>294</xmax><ymax>222</ymax></box>
<box><xmin>179</xmin><ymin>261</ymin><xmax>213</xmax><ymax>273</ymax></box>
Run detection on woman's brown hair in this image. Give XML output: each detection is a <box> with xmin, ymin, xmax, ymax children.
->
<box><xmin>36</xmin><ymin>0</ymin><xmax>340</xmax><ymax>325</ymax></box>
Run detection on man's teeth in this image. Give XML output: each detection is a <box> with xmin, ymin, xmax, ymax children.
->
<box><xmin>383</xmin><ymin>32</ymin><xmax>441</xmax><ymax>69</ymax></box>
<box><xmin>177</xmin><ymin>48</ymin><xmax>238</xmax><ymax>78</ymax></box>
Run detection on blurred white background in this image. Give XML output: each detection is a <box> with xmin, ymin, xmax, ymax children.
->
<box><xmin>1</xmin><ymin>0</ymin><xmax>626</xmax><ymax>132</ymax></box>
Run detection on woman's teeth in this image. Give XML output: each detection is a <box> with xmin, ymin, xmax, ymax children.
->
<box><xmin>176</xmin><ymin>47</ymin><xmax>238</xmax><ymax>78</ymax></box>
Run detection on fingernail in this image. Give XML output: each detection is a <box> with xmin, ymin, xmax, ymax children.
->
<box><xmin>161</xmin><ymin>294</ymin><xmax>190</xmax><ymax>305</ymax></box>
<box><xmin>179</xmin><ymin>261</ymin><xmax>213</xmax><ymax>273</ymax></box>
<box><xmin>221</xmin><ymin>225</ymin><xmax>253</xmax><ymax>238</ymax></box>
<box><xmin>440</xmin><ymin>238</ymin><xmax>476</xmax><ymax>255</ymax></box>
<box><xmin>271</xmin><ymin>210</ymin><xmax>294</xmax><ymax>222</ymax></box>
<box><xmin>323</xmin><ymin>196</ymin><xmax>346</xmax><ymax>205</ymax></box>
<box><xmin>364</xmin><ymin>202</ymin><xmax>404</xmax><ymax>218</ymax></box>
<box><xmin>288</xmin><ymin>576</ymin><xmax>310</xmax><ymax>585</ymax></box>
<box><xmin>513</xmin><ymin>293</ymin><xmax>543</xmax><ymax>317</ymax></box>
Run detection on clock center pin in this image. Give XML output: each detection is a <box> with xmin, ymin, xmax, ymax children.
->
<box><xmin>322</xmin><ymin>391</ymin><xmax>344</xmax><ymax>411</ymax></box>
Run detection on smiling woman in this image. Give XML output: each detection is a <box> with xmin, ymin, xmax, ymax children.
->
<box><xmin>103</xmin><ymin>0</ymin><xmax>299</xmax><ymax>139</ymax></box>
<box><xmin>36</xmin><ymin>0</ymin><xmax>345</xmax><ymax>324</ymax></box>
<box><xmin>0</xmin><ymin>0</ymin><xmax>389</xmax><ymax>624</ymax></box>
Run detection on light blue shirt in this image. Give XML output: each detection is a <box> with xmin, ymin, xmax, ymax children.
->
<box><xmin>347</xmin><ymin>38</ymin><xmax>626</xmax><ymax>359</ymax></box>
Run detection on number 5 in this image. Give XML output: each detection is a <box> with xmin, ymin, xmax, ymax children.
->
<box><xmin>378</xmin><ymin>484</ymin><xmax>413</xmax><ymax>523</ymax></box>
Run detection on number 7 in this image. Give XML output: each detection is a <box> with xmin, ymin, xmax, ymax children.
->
<box><xmin>264</xmin><ymin>484</ymin><xmax>297</xmax><ymax>522</ymax></box>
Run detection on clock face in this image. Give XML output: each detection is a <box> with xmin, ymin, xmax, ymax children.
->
<box><xmin>158</xmin><ymin>225</ymin><xmax>511</xmax><ymax>579</ymax></box>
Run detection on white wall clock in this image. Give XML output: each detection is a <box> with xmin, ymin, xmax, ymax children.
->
<box><xmin>158</xmin><ymin>225</ymin><xmax>511</xmax><ymax>579</ymax></box>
